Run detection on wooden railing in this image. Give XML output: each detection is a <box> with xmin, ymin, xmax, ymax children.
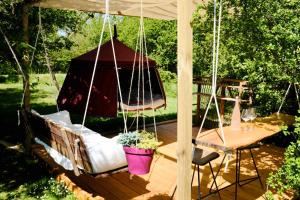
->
<box><xmin>193</xmin><ymin>77</ymin><xmax>252</xmax><ymax>126</ymax></box>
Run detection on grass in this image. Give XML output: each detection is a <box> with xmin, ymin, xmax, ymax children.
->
<box><xmin>0</xmin><ymin>74</ymin><xmax>78</xmax><ymax>199</ymax></box>
<box><xmin>0</xmin><ymin>73</ymin><xmax>178</xmax><ymax>199</ymax></box>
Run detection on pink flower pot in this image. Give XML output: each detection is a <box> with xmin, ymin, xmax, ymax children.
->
<box><xmin>123</xmin><ymin>146</ymin><xmax>154</xmax><ymax>175</ymax></box>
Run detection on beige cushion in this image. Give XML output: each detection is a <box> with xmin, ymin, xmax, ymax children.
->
<box><xmin>43</xmin><ymin>110</ymin><xmax>72</xmax><ymax>126</ymax></box>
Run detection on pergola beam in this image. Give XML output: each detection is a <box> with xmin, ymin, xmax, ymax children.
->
<box><xmin>25</xmin><ymin>0</ymin><xmax>206</xmax><ymax>20</ymax></box>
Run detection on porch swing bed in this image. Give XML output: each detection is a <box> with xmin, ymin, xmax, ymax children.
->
<box><xmin>22</xmin><ymin>109</ymin><xmax>128</xmax><ymax>176</ymax></box>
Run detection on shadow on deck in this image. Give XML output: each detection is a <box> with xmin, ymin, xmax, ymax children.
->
<box><xmin>33</xmin><ymin>122</ymin><xmax>285</xmax><ymax>200</ymax></box>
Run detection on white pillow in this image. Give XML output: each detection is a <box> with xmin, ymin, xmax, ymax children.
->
<box><xmin>67</xmin><ymin>124</ymin><xmax>127</xmax><ymax>174</ymax></box>
<box><xmin>43</xmin><ymin>110</ymin><xmax>72</xmax><ymax>126</ymax></box>
<box><xmin>35</xmin><ymin>122</ymin><xmax>127</xmax><ymax>174</ymax></box>
<box><xmin>83</xmin><ymin>134</ymin><xmax>127</xmax><ymax>174</ymax></box>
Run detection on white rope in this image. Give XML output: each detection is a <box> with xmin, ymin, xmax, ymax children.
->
<box><xmin>0</xmin><ymin>27</ymin><xmax>28</xmax><ymax>110</ymax></box>
<box><xmin>138</xmin><ymin>0</ymin><xmax>157</xmax><ymax>140</ymax></box>
<box><xmin>141</xmin><ymin>18</ymin><xmax>146</xmax><ymax>130</ymax></box>
<box><xmin>27</xmin><ymin>7</ymin><xmax>60</xmax><ymax>111</ymax></box>
<box><xmin>198</xmin><ymin>94</ymin><xmax>213</xmax><ymax>134</ymax></box>
<box><xmin>140</xmin><ymin>0</ymin><xmax>144</xmax><ymax>125</ymax></box>
<box><xmin>0</xmin><ymin>28</ymin><xmax>26</xmax><ymax>80</ymax></box>
<box><xmin>107</xmin><ymin>18</ymin><xmax>128</xmax><ymax>133</ymax></box>
<box><xmin>277</xmin><ymin>83</ymin><xmax>291</xmax><ymax>114</ymax></box>
<box><xmin>213</xmin><ymin>0</ymin><xmax>225</xmax><ymax>144</ymax></box>
<box><xmin>136</xmin><ymin>17</ymin><xmax>143</xmax><ymax>130</ymax></box>
<box><xmin>214</xmin><ymin>0</ymin><xmax>222</xmax><ymax>89</ymax></box>
<box><xmin>143</xmin><ymin>22</ymin><xmax>157</xmax><ymax>137</ymax></box>
<box><xmin>197</xmin><ymin>0</ymin><xmax>226</xmax><ymax>145</ymax></box>
<box><xmin>124</xmin><ymin>27</ymin><xmax>140</xmax><ymax>124</ymax></box>
<box><xmin>38</xmin><ymin>8</ymin><xmax>60</xmax><ymax>93</ymax></box>
<box><xmin>81</xmin><ymin>13</ymin><xmax>108</xmax><ymax>130</ymax></box>
<box><xmin>212</xmin><ymin>0</ymin><xmax>217</xmax><ymax>92</ymax></box>
<box><xmin>82</xmin><ymin>0</ymin><xmax>128</xmax><ymax>133</ymax></box>
<box><xmin>124</xmin><ymin>0</ymin><xmax>158</xmax><ymax>142</ymax></box>
<box><xmin>29</xmin><ymin>25</ymin><xmax>41</xmax><ymax>69</ymax></box>
<box><xmin>197</xmin><ymin>0</ymin><xmax>217</xmax><ymax>135</ymax></box>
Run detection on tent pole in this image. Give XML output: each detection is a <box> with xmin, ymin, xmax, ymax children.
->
<box><xmin>22</xmin><ymin>5</ymin><xmax>31</xmax><ymax>111</ymax></box>
<box><xmin>177</xmin><ymin>0</ymin><xmax>193</xmax><ymax>199</ymax></box>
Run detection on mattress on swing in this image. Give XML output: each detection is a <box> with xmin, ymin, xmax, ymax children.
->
<box><xmin>33</xmin><ymin>110</ymin><xmax>127</xmax><ymax>174</ymax></box>
<box><xmin>120</xmin><ymin>92</ymin><xmax>166</xmax><ymax>111</ymax></box>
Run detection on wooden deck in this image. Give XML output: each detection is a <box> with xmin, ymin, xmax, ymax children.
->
<box><xmin>33</xmin><ymin>122</ymin><xmax>286</xmax><ymax>200</ymax></box>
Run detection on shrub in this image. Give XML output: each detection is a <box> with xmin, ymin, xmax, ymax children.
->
<box><xmin>267</xmin><ymin>113</ymin><xmax>300</xmax><ymax>198</ymax></box>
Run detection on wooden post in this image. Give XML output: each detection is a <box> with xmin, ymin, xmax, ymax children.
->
<box><xmin>21</xmin><ymin>109</ymin><xmax>34</xmax><ymax>152</ymax></box>
<box><xmin>196</xmin><ymin>83</ymin><xmax>201</xmax><ymax>125</ymax></box>
<box><xmin>22</xmin><ymin>5</ymin><xmax>30</xmax><ymax>111</ymax></box>
<box><xmin>177</xmin><ymin>0</ymin><xmax>193</xmax><ymax>199</ymax></box>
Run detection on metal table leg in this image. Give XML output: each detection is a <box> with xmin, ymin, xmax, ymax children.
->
<box><xmin>235</xmin><ymin>149</ymin><xmax>239</xmax><ymax>200</ymax></box>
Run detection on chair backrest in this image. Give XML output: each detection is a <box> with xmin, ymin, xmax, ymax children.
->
<box><xmin>24</xmin><ymin>110</ymin><xmax>93</xmax><ymax>175</ymax></box>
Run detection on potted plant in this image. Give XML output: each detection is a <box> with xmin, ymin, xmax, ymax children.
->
<box><xmin>118</xmin><ymin>130</ymin><xmax>159</xmax><ymax>175</ymax></box>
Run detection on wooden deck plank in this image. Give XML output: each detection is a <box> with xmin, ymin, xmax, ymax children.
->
<box><xmin>32</xmin><ymin>122</ymin><xmax>288</xmax><ymax>200</ymax></box>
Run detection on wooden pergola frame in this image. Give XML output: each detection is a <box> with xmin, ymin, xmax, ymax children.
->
<box><xmin>22</xmin><ymin>0</ymin><xmax>208</xmax><ymax>198</ymax></box>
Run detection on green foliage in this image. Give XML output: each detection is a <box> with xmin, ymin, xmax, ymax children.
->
<box><xmin>158</xmin><ymin>69</ymin><xmax>177</xmax><ymax>97</ymax></box>
<box><xmin>1</xmin><ymin>177</ymin><xmax>77</xmax><ymax>200</ymax></box>
<box><xmin>117</xmin><ymin>130</ymin><xmax>159</xmax><ymax>150</ymax></box>
<box><xmin>192</xmin><ymin>0</ymin><xmax>300</xmax><ymax>114</ymax></box>
<box><xmin>117</xmin><ymin>17</ymin><xmax>177</xmax><ymax>71</ymax></box>
<box><xmin>264</xmin><ymin>191</ymin><xmax>275</xmax><ymax>200</ymax></box>
<box><xmin>0</xmin><ymin>0</ymin><xmax>87</xmax><ymax>74</ymax></box>
<box><xmin>136</xmin><ymin>130</ymin><xmax>160</xmax><ymax>150</ymax></box>
<box><xmin>267</xmin><ymin>113</ymin><xmax>300</xmax><ymax>198</ymax></box>
<box><xmin>26</xmin><ymin>178</ymin><xmax>75</xmax><ymax>199</ymax></box>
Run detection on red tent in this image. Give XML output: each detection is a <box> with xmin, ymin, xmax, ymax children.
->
<box><xmin>57</xmin><ymin>38</ymin><xmax>166</xmax><ymax>117</ymax></box>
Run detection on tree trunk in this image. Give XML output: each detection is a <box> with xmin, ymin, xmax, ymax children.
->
<box><xmin>22</xmin><ymin>5</ymin><xmax>30</xmax><ymax>111</ymax></box>
<box><xmin>22</xmin><ymin>5</ymin><xmax>32</xmax><ymax>152</ymax></box>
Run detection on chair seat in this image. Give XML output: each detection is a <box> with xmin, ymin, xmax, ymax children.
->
<box><xmin>237</xmin><ymin>143</ymin><xmax>260</xmax><ymax>151</ymax></box>
<box><xmin>192</xmin><ymin>148</ymin><xmax>220</xmax><ymax>166</ymax></box>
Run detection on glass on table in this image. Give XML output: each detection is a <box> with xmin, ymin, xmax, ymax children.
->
<box><xmin>248</xmin><ymin>107</ymin><xmax>257</xmax><ymax>130</ymax></box>
<box><xmin>241</xmin><ymin>108</ymin><xmax>251</xmax><ymax>131</ymax></box>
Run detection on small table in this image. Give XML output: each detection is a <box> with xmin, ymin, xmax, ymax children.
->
<box><xmin>195</xmin><ymin>113</ymin><xmax>294</xmax><ymax>199</ymax></box>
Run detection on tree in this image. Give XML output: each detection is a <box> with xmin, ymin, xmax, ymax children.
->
<box><xmin>192</xmin><ymin>0</ymin><xmax>300</xmax><ymax>114</ymax></box>
<box><xmin>0</xmin><ymin>0</ymin><xmax>86</xmax><ymax>109</ymax></box>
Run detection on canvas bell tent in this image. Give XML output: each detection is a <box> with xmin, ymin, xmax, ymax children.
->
<box><xmin>57</xmin><ymin>37</ymin><xmax>166</xmax><ymax>117</ymax></box>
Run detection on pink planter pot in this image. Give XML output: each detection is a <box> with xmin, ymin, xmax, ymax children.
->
<box><xmin>123</xmin><ymin>146</ymin><xmax>154</xmax><ymax>175</ymax></box>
